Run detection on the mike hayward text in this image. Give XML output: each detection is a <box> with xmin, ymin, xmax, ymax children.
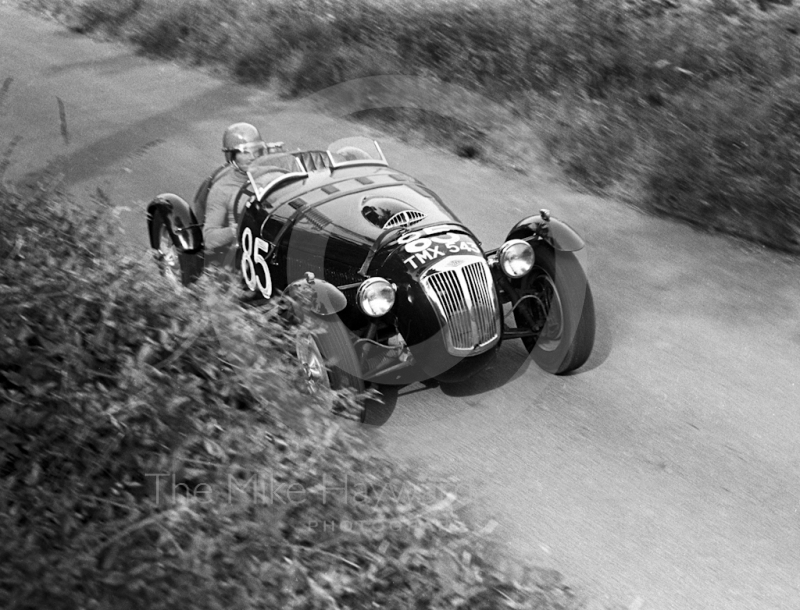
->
<box><xmin>145</xmin><ymin>471</ymin><xmax>465</xmax><ymax>508</ymax></box>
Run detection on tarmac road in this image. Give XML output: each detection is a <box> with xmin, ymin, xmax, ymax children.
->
<box><xmin>2</xmin><ymin>4</ymin><xmax>799</xmax><ymax>609</ymax></box>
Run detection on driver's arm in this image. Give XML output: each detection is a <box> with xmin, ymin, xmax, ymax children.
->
<box><xmin>203</xmin><ymin>176</ymin><xmax>240</xmax><ymax>251</ymax></box>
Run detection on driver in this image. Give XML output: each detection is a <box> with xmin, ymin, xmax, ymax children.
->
<box><xmin>203</xmin><ymin>122</ymin><xmax>266</xmax><ymax>261</ymax></box>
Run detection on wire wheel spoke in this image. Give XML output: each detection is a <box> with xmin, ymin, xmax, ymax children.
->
<box><xmin>531</xmin><ymin>273</ymin><xmax>563</xmax><ymax>352</ymax></box>
<box><xmin>296</xmin><ymin>335</ymin><xmax>331</xmax><ymax>393</ymax></box>
<box><xmin>158</xmin><ymin>225</ymin><xmax>180</xmax><ymax>284</ymax></box>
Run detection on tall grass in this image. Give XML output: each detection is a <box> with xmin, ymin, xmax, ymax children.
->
<box><xmin>18</xmin><ymin>0</ymin><xmax>800</xmax><ymax>251</ymax></box>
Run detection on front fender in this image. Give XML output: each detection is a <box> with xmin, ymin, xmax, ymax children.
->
<box><xmin>285</xmin><ymin>273</ymin><xmax>348</xmax><ymax>316</ymax></box>
<box><xmin>147</xmin><ymin>194</ymin><xmax>203</xmax><ymax>254</ymax></box>
<box><xmin>506</xmin><ymin>213</ymin><xmax>585</xmax><ymax>252</ymax></box>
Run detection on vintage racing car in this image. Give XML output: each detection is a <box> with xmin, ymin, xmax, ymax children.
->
<box><xmin>147</xmin><ymin>137</ymin><xmax>595</xmax><ymax>395</ymax></box>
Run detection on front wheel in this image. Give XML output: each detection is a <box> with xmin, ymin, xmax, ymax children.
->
<box><xmin>513</xmin><ymin>246</ymin><xmax>595</xmax><ymax>374</ymax></box>
<box><xmin>295</xmin><ymin>316</ymin><xmax>365</xmax><ymax>417</ymax></box>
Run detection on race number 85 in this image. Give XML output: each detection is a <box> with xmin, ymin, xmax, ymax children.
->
<box><xmin>240</xmin><ymin>227</ymin><xmax>272</xmax><ymax>298</ymax></box>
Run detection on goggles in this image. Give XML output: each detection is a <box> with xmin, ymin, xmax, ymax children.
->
<box><xmin>229</xmin><ymin>141</ymin><xmax>266</xmax><ymax>157</ymax></box>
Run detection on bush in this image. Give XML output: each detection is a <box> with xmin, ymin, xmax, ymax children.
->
<box><xmin>0</xmin><ymin>182</ymin><xmax>578</xmax><ymax>609</ymax></box>
<box><xmin>123</xmin><ymin>0</ymin><xmax>241</xmax><ymax>64</ymax></box>
<box><xmin>73</xmin><ymin>0</ymin><xmax>143</xmax><ymax>36</ymax></box>
<box><xmin>647</xmin><ymin>78</ymin><xmax>800</xmax><ymax>249</ymax></box>
<box><xmin>17</xmin><ymin>0</ymin><xmax>800</xmax><ymax>246</ymax></box>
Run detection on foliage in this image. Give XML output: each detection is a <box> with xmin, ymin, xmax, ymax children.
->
<box><xmin>647</xmin><ymin>77</ymin><xmax>800</xmax><ymax>249</ymax></box>
<box><xmin>17</xmin><ymin>0</ymin><xmax>800</xmax><ymax>251</ymax></box>
<box><xmin>0</xmin><ymin>182</ymin><xmax>579</xmax><ymax>608</ymax></box>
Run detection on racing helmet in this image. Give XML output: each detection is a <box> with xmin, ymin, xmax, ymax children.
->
<box><xmin>222</xmin><ymin>122</ymin><xmax>266</xmax><ymax>166</ymax></box>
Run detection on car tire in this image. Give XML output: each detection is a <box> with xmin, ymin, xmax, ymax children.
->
<box><xmin>296</xmin><ymin>315</ymin><xmax>366</xmax><ymax>417</ymax></box>
<box><xmin>513</xmin><ymin>245</ymin><xmax>595</xmax><ymax>374</ymax></box>
<box><xmin>152</xmin><ymin>212</ymin><xmax>204</xmax><ymax>286</ymax></box>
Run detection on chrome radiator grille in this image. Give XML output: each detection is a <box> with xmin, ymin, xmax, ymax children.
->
<box><xmin>421</xmin><ymin>257</ymin><xmax>500</xmax><ymax>355</ymax></box>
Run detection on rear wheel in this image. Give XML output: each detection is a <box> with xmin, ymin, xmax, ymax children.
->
<box><xmin>152</xmin><ymin>213</ymin><xmax>203</xmax><ymax>286</ymax></box>
<box><xmin>513</xmin><ymin>245</ymin><xmax>595</xmax><ymax>374</ymax></box>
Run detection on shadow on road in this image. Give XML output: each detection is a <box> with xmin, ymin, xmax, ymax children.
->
<box><xmin>362</xmin><ymin>305</ymin><xmax>613</xmax><ymax>425</ymax></box>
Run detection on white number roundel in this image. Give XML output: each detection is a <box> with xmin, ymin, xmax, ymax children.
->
<box><xmin>401</xmin><ymin>231</ymin><xmax>461</xmax><ymax>254</ymax></box>
<box><xmin>240</xmin><ymin>227</ymin><xmax>272</xmax><ymax>298</ymax></box>
<box><xmin>403</xmin><ymin>237</ymin><xmax>432</xmax><ymax>253</ymax></box>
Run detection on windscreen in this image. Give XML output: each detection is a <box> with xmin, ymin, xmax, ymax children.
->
<box><xmin>246</xmin><ymin>153</ymin><xmax>307</xmax><ymax>201</ymax></box>
<box><xmin>326</xmin><ymin>137</ymin><xmax>387</xmax><ymax>168</ymax></box>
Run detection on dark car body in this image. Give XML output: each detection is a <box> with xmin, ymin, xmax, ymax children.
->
<box><xmin>147</xmin><ymin>137</ymin><xmax>595</xmax><ymax>388</ymax></box>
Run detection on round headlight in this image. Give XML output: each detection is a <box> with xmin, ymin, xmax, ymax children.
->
<box><xmin>357</xmin><ymin>278</ymin><xmax>396</xmax><ymax>317</ymax></box>
<box><xmin>499</xmin><ymin>239</ymin><xmax>534</xmax><ymax>278</ymax></box>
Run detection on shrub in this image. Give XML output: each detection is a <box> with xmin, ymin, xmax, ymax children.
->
<box><xmin>538</xmin><ymin>93</ymin><xmax>647</xmax><ymax>192</ymax></box>
<box><xmin>0</xmin><ymin>182</ymin><xmax>578</xmax><ymax>608</ymax></box>
<box><xmin>17</xmin><ymin>0</ymin><xmax>800</xmax><ymax>247</ymax></box>
<box><xmin>73</xmin><ymin>0</ymin><xmax>143</xmax><ymax>35</ymax></box>
<box><xmin>647</xmin><ymin>78</ymin><xmax>800</xmax><ymax>249</ymax></box>
<box><xmin>124</xmin><ymin>0</ymin><xmax>242</xmax><ymax>64</ymax></box>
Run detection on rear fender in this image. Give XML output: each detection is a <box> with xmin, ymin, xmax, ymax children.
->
<box><xmin>147</xmin><ymin>194</ymin><xmax>203</xmax><ymax>254</ymax></box>
<box><xmin>505</xmin><ymin>212</ymin><xmax>585</xmax><ymax>252</ymax></box>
